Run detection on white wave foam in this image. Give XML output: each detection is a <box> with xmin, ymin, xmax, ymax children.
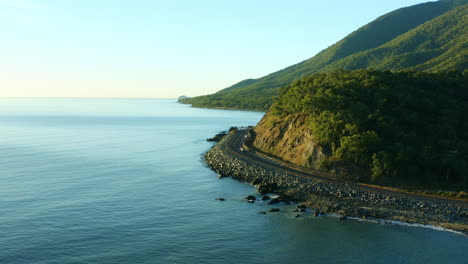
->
<box><xmin>348</xmin><ymin>217</ymin><xmax>466</xmax><ymax>236</ymax></box>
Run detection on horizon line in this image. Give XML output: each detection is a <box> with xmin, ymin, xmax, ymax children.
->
<box><xmin>0</xmin><ymin>96</ymin><xmax>179</xmax><ymax>100</ymax></box>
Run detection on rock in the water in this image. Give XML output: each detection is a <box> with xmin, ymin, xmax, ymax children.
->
<box><xmin>339</xmin><ymin>215</ymin><xmax>347</xmax><ymax>220</ymax></box>
<box><xmin>296</xmin><ymin>205</ymin><xmax>307</xmax><ymax>212</ymax></box>
<box><xmin>269</xmin><ymin>208</ymin><xmax>280</xmax><ymax>212</ymax></box>
<box><xmin>261</xmin><ymin>195</ymin><xmax>271</xmax><ymax>200</ymax></box>
<box><xmin>259</xmin><ymin>211</ymin><xmax>267</xmax><ymax>215</ymax></box>
<box><xmin>297</xmin><ymin>204</ymin><xmax>307</xmax><ymax>209</ymax></box>
<box><xmin>314</xmin><ymin>210</ymin><xmax>321</xmax><ymax>217</ymax></box>
<box><xmin>244</xmin><ymin>195</ymin><xmax>256</xmax><ymax>200</ymax></box>
<box><xmin>216</xmin><ymin>198</ymin><xmax>225</xmax><ymax>201</ymax></box>
<box><xmin>268</xmin><ymin>198</ymin><xmax>280</xmax><ymax>204</ymax></box>
<box><xmin>295</xmin><ymin>214</ymin><xmax>301</xmax><ymax>218</ymax></box>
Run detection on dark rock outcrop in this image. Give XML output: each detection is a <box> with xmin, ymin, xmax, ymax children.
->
<box><xmin>244</xmin><ymin>195</ymin><xmax>256</xmax><ymax>200</ymax></box>
<box><xmin>268</xmin><ymin>198</ymin><xmax>281</xmax><ymax>205</ymax></box>
<box><xmin>207</xmin><ymin>131</ymin><xmax>227</xmax><ymax>142</ymax></box>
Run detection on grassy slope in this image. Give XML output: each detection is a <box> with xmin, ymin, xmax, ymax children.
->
<box><xmin>180</xmin><ymin>0</ymin><xmax>467</xmax><ymax>110</ymax></box>
<box><xmin>322</xmin><ymin>4</ymin><xmax>468</xmax><ymax>72</ymax></box>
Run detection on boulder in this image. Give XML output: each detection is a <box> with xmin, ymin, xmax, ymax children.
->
<box><xmin>252</xmin><ymin>179</ymin><xmax>262</xmax><ymax>185</ymax></box>
<box><xmin>268</xmin><ymin>198</ymin><xmax>281</xmax><ymax>205</ymax></box>
<box><xmin>244</xmin><ymin>195</ymin><xmax>256</xmax><ymax>201</ymax></box>
<box><xmin>297</xmin><ymin>204</ymin><xmax>307</xmax><ymax>209</ymax></box>
<box><xmin>258</xmin><ymin>183</ymin><xmax>279</xmax><ymax>194</ymax></box>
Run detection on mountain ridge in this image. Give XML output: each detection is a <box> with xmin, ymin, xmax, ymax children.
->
<box><xmin>180</xmin><ymin>0</ymin><xmax>468</xmax><ymax>110</ymax></box>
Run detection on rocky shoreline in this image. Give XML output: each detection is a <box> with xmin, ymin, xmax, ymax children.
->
<box><xmin>205</xmin><ymin>131</ymin><xmax>468</xmax><ymax>234</ymax></box>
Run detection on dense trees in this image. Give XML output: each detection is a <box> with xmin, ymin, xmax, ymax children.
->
<box><xmin>270</xmin><ymin>69</ymin><xmax>468</xmax><ymax>188</ymax></box>
<box><xmin>179</xmin><ymin>90</ymin><xmax>275</xmax><ymax>111</ymax></box>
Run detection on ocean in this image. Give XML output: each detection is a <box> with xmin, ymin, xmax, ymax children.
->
<box><xmin>0</xmin><ymin>98</ymin><xmax>466</xmax><ymax>264</ymax></box>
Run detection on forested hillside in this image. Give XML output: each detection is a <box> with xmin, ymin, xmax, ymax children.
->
<box><xmin>180</xmin><ymin>0</ymin><xmax>468</xmax><ymax>110</ymax></box>
<box><xmin>253</xmin><ymin>69</ymin><xmax>468</xmax><ymax>188</ymax></box>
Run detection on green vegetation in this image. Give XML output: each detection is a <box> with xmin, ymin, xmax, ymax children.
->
<box><xmin>270</xmin><ymin>69</ymin><xmax>468</xmax><ymax>188</ymax></box>
<box><xmin>180</xmin><ymin>0</ymin><xmax>468</xmax><ymax>110</ymax></box>
<box><xmin>322</xmin><ymin>4</ymin><xmax>468</xmax><ymax>73</ymax></box>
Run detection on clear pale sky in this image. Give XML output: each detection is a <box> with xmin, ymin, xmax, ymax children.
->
<box><xmin>0</xmin><ymin>0</ymin><xmax>434</xmax><ymax>98</ymax></box>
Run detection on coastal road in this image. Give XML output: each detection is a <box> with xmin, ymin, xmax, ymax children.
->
<box><xmin>223</xmin><ymin>129</ymin><xmax>468</xmax><ymax>208</ymax></box>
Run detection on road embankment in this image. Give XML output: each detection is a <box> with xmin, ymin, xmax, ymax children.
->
<box><xmin>205</xmin><ymin>130</ymin><xmax>468</xmax><ymax>233</ymax></box>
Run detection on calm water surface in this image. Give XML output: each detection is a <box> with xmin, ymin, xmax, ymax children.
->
<box><xmin>0</xmin><ymin>99</ymin><xmax>466</xmax><ymax>264</ymax></box>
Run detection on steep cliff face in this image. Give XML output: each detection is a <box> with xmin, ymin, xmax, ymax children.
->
<box><xmin>253</xmin><ymin>112</ymin><xmax>330</xmax><ymax>168</ymax></box>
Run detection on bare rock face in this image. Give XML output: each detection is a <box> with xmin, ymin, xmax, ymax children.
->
<box><xmin>253</xmin><ymin>112</ymin><xmax>330</xmax><ymax>169</ymax></box>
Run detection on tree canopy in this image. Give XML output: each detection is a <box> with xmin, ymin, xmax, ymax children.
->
<box><xmin>270</xmin><ymin>69</ymin><xmax>468</xmax><ymax>188</ymax></box>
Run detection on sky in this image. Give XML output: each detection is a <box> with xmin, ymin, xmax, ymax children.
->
<box><xmin>0</xmin><ymin>0</ymin><xmax>435</xmax><ymax>99</ymax></box>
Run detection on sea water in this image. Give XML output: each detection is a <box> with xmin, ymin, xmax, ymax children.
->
<box><xmin>0</xmin><ymin>98</ymin><xmax>466</xmax><ymax>264</ymax></box>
